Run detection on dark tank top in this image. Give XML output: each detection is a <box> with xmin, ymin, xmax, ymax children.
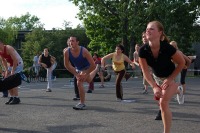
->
<box><xmin>41</xmin><ymin>54</ymin><xmax>52</xmax><ymax>68</ymax></box>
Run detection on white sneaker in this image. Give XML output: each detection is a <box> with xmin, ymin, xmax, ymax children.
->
<box><xmin>46</xmin><ymin>88</ymin><xmax>52</xmax><ymax>92</ymax></box>
<box><xmin>182</xmin><ymin>95</ymin><xmax>185</xmax><ymax>104</ymax></box>
<box><xmin>116</xmin><ymin>98</ymin><xmax>122</xmax><ymax>102</ymax></box>
<box><xmin>73</xmin><ymin>103</ymin><xmax>86</xmax><ymax>110</ymax></box>
<box><xmin>177</xmin><ymin>86</ymin><xmax>184</xmax><ymax>104</ymax></box>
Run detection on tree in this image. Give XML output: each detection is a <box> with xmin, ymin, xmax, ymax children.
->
<box><xmin>0</xmin><ymin>17</ymin><xmax>17</xmax><ymax>44</ymax></box>
<box><xmin>0</xmin><ymin>13</ymin><xmax>44</xmax><ymax>47</ymax></box>
<box><xmin>6</xmin><ymin>12</ymin><xmax>44</xmax><ymax>30</ymax></box>
<box><xmin>143</xmin><ymin>0</ymin><xmax>200</xmax><ymax>55</ymax></box>
<box><xmin>70</xmin><ymin>0</ymin><xmax>131</xmax><ymax>56</ymax></box>
<box><xmin>70</xmin><ymin>0</ymin><xmax>200</xmax><ymax>58</ymax></box>
<box><xmin>21</xmin><ymin>28</ymin><xmax>90</xmax><ymax>69</ymax></box>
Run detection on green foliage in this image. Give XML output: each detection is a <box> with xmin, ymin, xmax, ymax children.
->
<box><xmin>0</xmin><ymin>12</ymin><xmax>90</xmax><ymax>78</ymax></box>
<box><xmin>70</xmin><ymin>0</ymin><xmax>200</xmax><ymax>57</ymax></box>
<box><xmin>1</xmin><ymin>1</ymin><xmax>200</xmax><ymax>74</ymax></box>
<box><xmin>71</xmin><ymin>0</ymin><xmax>126</xmax><ymax>55</ymax></box>
<box><xmin>6</xmin><ymin>12</ymin><xmax>43</xmax><ymax>30</ymax></box>
<box><xmin>0</xmin><ymin>18</ymin><xmax>17</xmax><ymax>44</ymax></box>
<box><xmin>143</xmin><ymin>0</ymin><xmax>200</xmax><ymax>55</ymax></box>
<box><xmin>21</xmin><ymin>28</ymin><xmax>90</xmax><ymax>69</ymax></box>
<box><xmin>0</xmin><ymin>13</ymin><xmax>43</xmax><ymax>46</ymax></box>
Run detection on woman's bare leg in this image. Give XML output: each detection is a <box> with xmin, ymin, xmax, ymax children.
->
<box><xmin>160</xmin><ymin>82</ymin><xmax>178</xmax><ymax>133</ymax></box>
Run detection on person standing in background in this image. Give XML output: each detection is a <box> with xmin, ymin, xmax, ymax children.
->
<box><xmin>141</xmin><ymin>32</ymin><xmax>151</xmax><ymax>94</ymax></box>
<box><xmin>38</xmin><ymin>48</ymin><xmax>56</xmax><ymax>92</ymax></box>
<box><xmin>33</xmin><ymin>52</ymin><xmax>40</xmax><ymax>81</ymax></box>
<box><xmin>87</xmin><ymin>52</ymin><xmax>105</xmax><ymax>93</ymax></box>
<box><xmin>133</xmin><ymin>43</ymin><xmax>149</xmax><ymax>94</ymax></box>
<box><xmin>170</xmin><ymin>41</ymin><xmax>191</xmax><ymax>104</ymax></box>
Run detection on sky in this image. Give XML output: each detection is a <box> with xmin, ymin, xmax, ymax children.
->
<box><xmin>0</xmin><ymin>0</ymin><xmax>82</xmax><ymax>29</ymax></box>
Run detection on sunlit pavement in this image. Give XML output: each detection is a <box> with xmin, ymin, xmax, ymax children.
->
<box><xmin>0</xmin><ymin>76</ymin><xmax>199</xmax><ymax>133</ymax></box>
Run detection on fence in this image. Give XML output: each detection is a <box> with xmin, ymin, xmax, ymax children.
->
<box><xmin>25</xmin><ymin>66</ymin><xmax>46</xmax><ymax>82</ymax></box>
<box><xmin>24</xmin><ymin>67</ymin><xmax>200</xmax><ymax>83</ymax></box>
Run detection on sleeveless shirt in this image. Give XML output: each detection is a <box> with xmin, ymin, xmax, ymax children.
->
<box><xmin>112</xmin><ymin>53</ymin><xmax>125</xmax><ymax>71</ymax></box>
<box><xmin>41</xmin><ymin>54</ymin><xmax>52</xmax><ymax>68</ymax></box>
<box><xmin>0</xmin><ymin>46</ymin><xmax>14</xmax><ymax>66</ymax></box>
<box><xmin>69</xmin><ymin>46</ymin><xmax>90</xmax><ymax>71</ymax></box>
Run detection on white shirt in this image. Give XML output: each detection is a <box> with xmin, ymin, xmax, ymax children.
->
<box><xmin>33</xmin><ymin>55</ymin><xmax>39</xmax><ymax>67</ymax></box>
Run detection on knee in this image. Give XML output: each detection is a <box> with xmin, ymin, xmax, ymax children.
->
<box><xmin>77</xmin><ymin>81</ymin><xmax>83</xmax><ymax>88</ymax></box>
<box><xmin>160</xmin><ymin>100</ymin><xmax>169</xmax><ymax>111</ymax></box>
<box><xmin>86</xmin><ymin>76</ymin><xmax>92</xmax><ymax>83</ymax></box>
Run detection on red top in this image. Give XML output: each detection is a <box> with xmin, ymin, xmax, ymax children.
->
<box><xmin>0</xmin><ymin>45</ymin><xmax>13</xmax><ymax>66</ymax></box>
<box><xmin>94</xmin><ymin>57</ymin><xmax>101</xmax><ymax>65</ymax></box>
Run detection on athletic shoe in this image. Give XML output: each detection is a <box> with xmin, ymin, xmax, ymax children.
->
<box><xmin>5</xmin><ymin>97</ymin><xmax>13</xmax><ymax>104</ymax></box>
<box><xmin>19</xmin><ymin>71</ymin><xmax>30</xmax><ymax>83</ymax></box>
<box><xmin>73</xmin><ymin>97</ymin><xmax>80</xmax><ymax>101</ymax></box>
<box><xmin>52</xmin><ymin>76</ymin><xmax>56</xmax><ymax>81</ymax></box>
<box><xmin>177</xmin><ymin>86</ymin><xmax>184</xmax><ymax>104</ymax></box>
<box><xmin>99</xmin><ymin>85</ymin><xmax>105</xmax><ymax>88</ymax></box>
<box><xmin>87</xmin><ymin>90</ymin><xmax>92</xmax><ymax>93</ymax></box>
<box><xmin>46</xmin><ymin>89</ymin><xmax>52</xmax><ymax>92</ymax></box>
<box><xmin>9</xmin><ymin>97</ymin><xmax>21</xmax><ymax>104</ymax></box>
<box><xmin>155</xmin><ymin>110</ymin><xmax>162</xmax><ymax>120</ymax></box>
<box><xmin>116</xmin><ymin>98</ymin><xmax>122</xmax><ymax>102</ymax></box>
<box><xmin>142</xmin><ymin>90</ymin><xmax>148</xmax><ymax>94</ymax></box>
<box><xmin>73</xmin><ymin>103</ymin><xmax>86</xmax><ymax>110</ymax></box>
<box><xmin>191</xmin><ymin>56</ymin><xmax>197</xmax><ymax>63</ymax></box>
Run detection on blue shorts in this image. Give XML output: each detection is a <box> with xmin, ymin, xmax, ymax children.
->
<box><xmin>8</xmin><ymin>62</ymin><xmax>23</xmax><ymax>73</ymax></box>
<box><xmin>76</xmin><ymin>66</ymin><xmax>90</xmax><ymax>72</ymax></box>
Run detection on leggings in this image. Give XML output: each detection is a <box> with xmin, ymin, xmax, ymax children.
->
<box><xmin>181</xmin><ymin>69</ymin><xmax>187</xmax><ymax>84</ymax></box>
<box><xmin>115</xmin><ymin>69</ymin><xmax>126</xmax><ymax>100</ymax></box>
<box><xmin>46</xmin><ymin>63</ymin><xmax>57</xmax><ymax>89</ymax></box>
<box><xmin>73</xmin><ymin>76</ymin><xmax>79</xmax><ymax>98</ymax></box>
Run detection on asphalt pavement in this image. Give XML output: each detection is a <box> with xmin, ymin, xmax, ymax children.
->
<box><xmin>0</xmin><ymin>76</ymin><xmax>199</xmax><ymax>133</ymax></box>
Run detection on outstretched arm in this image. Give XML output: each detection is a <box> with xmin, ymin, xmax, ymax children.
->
<box><xmin>101</xmin><ymin>53</ymin><xmax>113</xmax><ymax>69</ymax></box>
<box><xmin>124</xmin><ymin>54</ymin><xmax>135</xmax><ymax>69</ymax></box>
